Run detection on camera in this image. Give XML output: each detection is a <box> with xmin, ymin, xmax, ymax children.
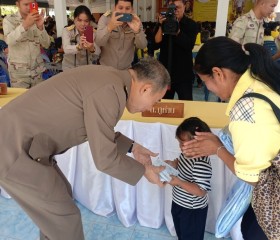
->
<box><xmin>162</xmin><ymin>3</ymin><xmax>179</xmax><ymax>35</ymax></box>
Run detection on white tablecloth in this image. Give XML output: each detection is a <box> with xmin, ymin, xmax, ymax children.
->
<box><xmin>0</xmin><ymin>120</ymin><xmax>243</xmax><ymax>239</ymax></box>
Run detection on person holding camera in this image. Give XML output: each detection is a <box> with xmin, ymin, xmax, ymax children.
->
<box><xmin>95</xmin><ymin>0</ymin><xmax>147</xmax><ymax>70</ymax></box>
<box><xmin>62</xmin><ymin>5</ymin><xmax>100</xmax><ymax>71</ymax></box>
<box><xmin>3</xmin><ymin>0</ymin><xmax>50</xmax><ymax>88</ymax></box>
<box><xmin>154</xmin><ymin>0</ymin><xmax>198</xmax><ymax>100</ymax></box>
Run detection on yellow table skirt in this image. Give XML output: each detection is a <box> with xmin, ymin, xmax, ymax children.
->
<box><xmin>0</xmin><ymin>88</ymin><xmax>27</xmax><ymax>107</ymax></box>
<box><xmin>0</xmin><ymin>88</ymin><xmax>229</xmax><ymax>128</ymax></box>
<box><xmin>122</xmin><ymin>100</ymin><xmax>229</xmax><ymax>128</ymax></box>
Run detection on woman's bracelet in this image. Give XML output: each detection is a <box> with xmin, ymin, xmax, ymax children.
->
<box><xmin>216</xmin><ymin>145</ymin><xmax>226</xmax><ymax>158</ymax></box>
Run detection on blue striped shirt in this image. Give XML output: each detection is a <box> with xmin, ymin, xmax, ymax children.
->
<box><xmin>173</xmin><ymin>154</ymin><xmax>212</xmax><ymax>209</ymax></box>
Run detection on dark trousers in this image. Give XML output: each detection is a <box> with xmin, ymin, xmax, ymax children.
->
<box><xmin>164</xmin><ymin>81</ymin><xmax>193</xmax><ymax>100</ymax></box>
<box><xmin>241</xmin><ymin>204</ymin><xmax>268</xmax><ymax>240</ymax></box>
<box><xmin>171</xmin><ymin>201</ymin><xmax>208</xmax><ymax>240</ymax></box>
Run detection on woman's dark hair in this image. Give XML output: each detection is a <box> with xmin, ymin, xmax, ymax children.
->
<box><xmin>194</xmin><ymin>36</ymin><xmax>280</xmax><ymax>95</ymax></box>
<box><xmin>176</xmin><ymin>117</ymin><xmax>211</xmax><ymax>138</ymax></box>
<box><xmin>74</xmin><ymin>5</ymin><xmax>93</xmax><ymax>21</ymax></box>
<box><xmin>115</xmin><ymin>0</ymin><xmax>133</xmax><ymax>6</ymax></box>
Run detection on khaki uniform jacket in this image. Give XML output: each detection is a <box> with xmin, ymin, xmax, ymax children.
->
<box><xmin>3</xmin><ymin>12</ymin><xmax>50</xmax><ymax>72</ymax></box>
<box><xmin>95</xmin><ymin>13</ymin><xmax>147</xmax><ymax>70</ymax></box>
<box><xmin>0</xmin><ymin>65</ymin><xmax>145</xmax><ymax>187</ymax></box>
<box><xmin>229</xmin><ymin>9</ymin><xmax>264</xmax><ymax>45</ymax></box>
<box><xmin>62</xmin><ymin>25</ymin><xmax>101</xmax><ymax>70</ymax></box>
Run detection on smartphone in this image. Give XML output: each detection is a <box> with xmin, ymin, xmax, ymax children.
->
<box><xmin>29</xmin><ymin>2</ymin><xmax>38</xmax><ymax>13</ymax></box>
<box><xmin>116</xmin><ymin>12</ymin><xmax>133</xmax><ymax>22</ymax></box>
<box><xmin>84</xmin><ymin>25</ymin><xmax>94</xmax><ymax>43</ymax></box>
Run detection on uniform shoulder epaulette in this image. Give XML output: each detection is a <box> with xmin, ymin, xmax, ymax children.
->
<box><xmin>66</xmin><ymin>24</ymin><xmax>75</xmax><ymax>31</ymax></box>
<box><xmin>104</xmin><ymin>10</ymin><xmax>112</xmax><ymax>17</ymax></box>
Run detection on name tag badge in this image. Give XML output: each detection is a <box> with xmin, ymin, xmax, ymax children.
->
<box><xmin>142</xmin><ymin>102</ymin><xmax>184</xmax><ymax>118</ymax></box>
<box><xmin>247</xmin><ymin>23</ymin><xmax>255</xmax><ymax>29</ymax></box>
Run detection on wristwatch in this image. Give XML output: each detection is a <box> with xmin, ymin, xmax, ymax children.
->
<box><xmin>127</xmin><ymin>141</ymin><xmax>134</xmax><ymax>153</ymax></box>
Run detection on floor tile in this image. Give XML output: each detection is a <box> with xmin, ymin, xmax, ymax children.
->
<box><xmin>131</xmin><ymin>230</ymin><xmax>176</xmax><ymax>240</ymax></box>
<box><xmin>86</xmin><ymin>223</ymin><xmax>134</xmax><ymax>240</ymax></box>
<box><xmin>135</xmin><ymin>222</ymin><xmax>171</xmax><ymax>236</ymax></box>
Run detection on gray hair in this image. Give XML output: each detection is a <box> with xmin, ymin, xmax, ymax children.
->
<box><xmin>131</xmin><ymin>57</ymin><xmax>171</xmax><ymax>92</ymax></box>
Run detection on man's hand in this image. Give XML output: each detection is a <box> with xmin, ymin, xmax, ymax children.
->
<box><xmin>22</xmin><ymin>12</ymin><xmax>38</xmax><ymax>30</ymax></box>
<box><xmin>107</xmin><ymin>12</ymin><xmax>124</xmax><ymax>32</ymax></box>
<box><xmin>144</xmin><ymin>164</ymin><xmax>165</xmax><ymax>187</ymax></box>
<box><xmin>36</xmin><ymin>9</ymin><xmax>45</xmax><ymax>31</ymax></box>
<box><xmin>132</xmin><ymin>142</ymin><xmax>158</xmax><ymax>165</ymax></box>
<box><xmin>164</xmin><ymin>159</ymin><xmax>178</xmax><ymax>169</ymax></box>
<box><xmin>127</xmin><ymin>14</ymin><xmax>141</xmax><ymax>33</ymax></box>
<box><xmin>158</xmin><ymin>14</ymin><xmax>166</xmax><ymax>25</ymax></box>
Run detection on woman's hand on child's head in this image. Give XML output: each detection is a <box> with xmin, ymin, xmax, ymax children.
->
<box><xmin>181</xmin><ymin>132</ymin><xmax>222</xmax><ymax>158</ymax></box>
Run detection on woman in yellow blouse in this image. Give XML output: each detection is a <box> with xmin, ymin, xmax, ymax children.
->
<box><xmin>183</xmin><ymin>36</ymin><xmax>280</xmax><ymax>240</ymax></box>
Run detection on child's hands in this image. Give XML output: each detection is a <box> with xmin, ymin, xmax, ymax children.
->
<box><xmin>164</xmin><ymin>159</ymin><xmax>178</xmax><ymax>169</ymax></box>
<box><xmin>168</xmin><ymin>176</ymin><xmax>181</xmax><ymax>187</ymax></box>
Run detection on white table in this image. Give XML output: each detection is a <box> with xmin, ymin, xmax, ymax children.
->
<box><xmin>55</xmin><ymin>120</ymin><xmax>243</xmax><ymax>239</ymax></box>
<box><xmin>0</xmin><ymin>120</ymin><xmax>243</xmax><ymax>239</ymax></box>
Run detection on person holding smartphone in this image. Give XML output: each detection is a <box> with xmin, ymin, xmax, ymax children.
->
<box><xmin>3</xmin><ymin>0</ymin><xmax>50</xmax><ymax>88</ymax></box>
<box><xmin>95</xmin><ymin>0</ymin><xmax>147</xmax><ymax>70</ymax></box>
<box><xmin>62</xmin><ymin>5</ymin><xmax>100</xmax><ymax>71</ymax></box>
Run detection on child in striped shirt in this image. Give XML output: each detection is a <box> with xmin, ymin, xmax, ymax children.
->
<box><xmin>166</xmin><ymin>117</ymin><xmax>212</xmax><ymax>240</ymax></box>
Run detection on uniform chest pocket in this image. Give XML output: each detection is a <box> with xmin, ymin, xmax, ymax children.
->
<box><xmin>124</xmin><ymin>33</ymin><xmax>134</xmax><ymax>42</ymax></box>
<box><xmin>111</xmin><ymin>31</ymin><xmax>121</xmax><ymax>39</ymax></box>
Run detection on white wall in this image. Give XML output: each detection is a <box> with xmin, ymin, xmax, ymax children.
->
<box><xmin>275</xmin><ymin>1</ymin><xmax>280</xmax><ymax>13</ymax></box>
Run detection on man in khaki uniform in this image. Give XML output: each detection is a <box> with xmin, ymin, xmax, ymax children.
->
<box><xmin>229</xmin><ymin>0</ymin><xmax>278</xmax><ymax>45</ymax></box>
<box><xmin>0</xmin><ymin>57</ymin><xmax>170</xmax><ymax>240</ymax></box>
<box><xmin>3</xmin><ymin>0</ymin><xmax>50</xmax><ymax>88</ymax></box>
<box><xmin>95</xmin><ymin>0</ymin><xmax>147</xmax><ymax>70</ymax></box>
